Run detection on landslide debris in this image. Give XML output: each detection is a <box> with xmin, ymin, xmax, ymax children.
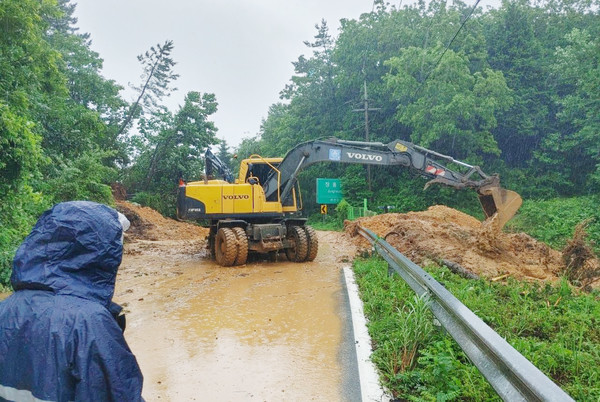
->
<box><xmin>346</xmin><ymin>205</ymin><xmax>565</xmax><ymax>283</ymax></box>
<box><xmin>116</xmin><ymin>201</ymin><xmax>207</xmax><ymax>242</ymax></box>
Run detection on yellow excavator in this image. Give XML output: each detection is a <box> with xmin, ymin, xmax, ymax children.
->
<box><xmin>177</xmin><ymin>138</ymin><xmax>522</xmax><ymax>266</ymax></box>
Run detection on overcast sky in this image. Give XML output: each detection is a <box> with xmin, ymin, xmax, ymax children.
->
<box><xmin>73</xmin><ymin>0</ymin><xmax>498</xmax><ymax>149</ymax></box>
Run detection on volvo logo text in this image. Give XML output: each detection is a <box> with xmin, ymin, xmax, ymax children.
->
<box><xmin>346</xmin><ymin>152</ymin><xmax>383</xmax><ymax>161</ymax></box>
<box><xmin>223</xmin><ymin>195</ymin><xmax>250</xmax><ymax>200</ymax></box>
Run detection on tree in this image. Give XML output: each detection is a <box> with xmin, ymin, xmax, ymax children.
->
<box><xmin>216</xmin><ymin>139</ymin><xmax>234</xmax><ymax>173</ymax></box>
<box><xmin>534</xmin><ymin>28</ymin><xmax>600</xmax><ymax>194</ymax></box>
<box><xmin>123</xmin><ymin>91</ymin><xmax>219</xmax><ymax>215</ymax></box>
<box><xmin>118</xmin><ymin>40</ymin><xmax>179</xmax><ymax>136</ymax></box>
<box><xmin>44</xmin><ymin>0</ymin><xmax>129</xmax><ymax>165</ymax></box>
<box><xmin>0</xmin><ymin>0</ymin><xmax>66</xmax><ymax>285</ymax></box>
<box><xmin>384</xmin><ymin>46</ymin><xmax>512</xmax><ymax>163</ymax></box>
<box><xmin>483</xmin><ymin>1</ymin><xmax>550</xmax><ymax>167</ymax></box>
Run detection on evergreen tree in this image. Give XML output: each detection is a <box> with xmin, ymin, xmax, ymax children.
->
<box><xmin>118</xmin><ymin>40</ymin><xmax>179</xmax><ymax>136</ymax></box>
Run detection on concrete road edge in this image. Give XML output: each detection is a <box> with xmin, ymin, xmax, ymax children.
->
<box><xmin>343</xmin><ymin>266</ymin><xmax>391</xmax><ymax>402</ymax></box>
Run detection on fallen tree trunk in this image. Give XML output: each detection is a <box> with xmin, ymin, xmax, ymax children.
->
<box><xmin>441</xmin><ymin>259</ymin><xmax>479</xmax><ymax>280</ymax></box>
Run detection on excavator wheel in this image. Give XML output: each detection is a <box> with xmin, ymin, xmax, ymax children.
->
<box><xmin>303</xmin><ymin>225</ymin><xmax>319</xmax><ymax>262</ymax></box>
<box><xmin>215</xmin><ymin>228</ymin><xmax>237</xmax><ymax>267</ymax></box>
<box><xmin>232</xmin><ymin>227</ymin><xmax>248</xmax><ymax>266</ymax></box>
<box><xmin>285</xmin><ymin>226</ymin><xmax>308</xmax><ymax>262</ymax></box>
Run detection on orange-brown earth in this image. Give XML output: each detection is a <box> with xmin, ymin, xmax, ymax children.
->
<box><xmin>346</xmin><ymin>205</ymin><xmax>569</xmax><ymax>283</ymax></box>
<box><xmin>116</xmin><ymin>201</ymin><xmax>208</xmax><ymax>241</ymax></box>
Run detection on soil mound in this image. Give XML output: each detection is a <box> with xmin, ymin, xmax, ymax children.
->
<box><xmin>346</xmin><ymin>205</ymin><xmax>563</xmax><ymax>282</ymax></box>
<box><xmin>111</xmin><ymin>183</ymin><xmax>127</xmax><ymax>201</ymax></box>
<box><xmin>116</xmin><ymin>201</ymin><xmax>207</xmax><ymax>241</ymax></box>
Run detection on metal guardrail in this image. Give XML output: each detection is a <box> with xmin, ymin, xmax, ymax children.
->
<box><xmin>357</xmin><ymin>226</ymin><xmax>574</xmax><ymax>402</ymax></box>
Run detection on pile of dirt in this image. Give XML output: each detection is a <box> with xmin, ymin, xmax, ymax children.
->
<box><xmin>346</xmin><ymin>205</ymin><xmax>565</xmax><ymax>283</ymax></box>
<box><xmin>111</xmin><ymin>183</ymin><xmax>127</xmax><ymax>201</ymax></box>
<box><xmin>116</xmin><ymin>201</ymin><xmax>208</xmax><ymax>241</ymax></box>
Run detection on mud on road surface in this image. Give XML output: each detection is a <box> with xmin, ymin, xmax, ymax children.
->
<box><xmin>112</xmin><ymin>201</ymin><xmax>597</xmax><ymax>400</ymax></box>
<box><xmin>114</xmin><ymin>202</ymin><xmax>357</xmax><ymax>401</ymax></box>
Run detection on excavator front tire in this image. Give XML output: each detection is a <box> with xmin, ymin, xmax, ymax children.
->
<box><xmin>215</xmin><ymin>228</ymin><xmax>237</xmax><ymax>267</ymax></box>
<box><xmin>232</xmin><ymin>227</ymin><xmax>248</xmax><ymax>266</ymax></box>
<box><xmin>285</xmin><ymin>226</ymin><xmax>308</xmax><ymax>262</ymax></box>
<box><xmin>304</xmin><ymin>226</ymin><xmax>319</xmax><ymax>262</ymax></box>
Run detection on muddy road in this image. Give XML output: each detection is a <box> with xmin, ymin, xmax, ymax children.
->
<box><xmin>114</xmin><ymin>222</ymin><xmax>358</xmax><ymax>401</ymax></box>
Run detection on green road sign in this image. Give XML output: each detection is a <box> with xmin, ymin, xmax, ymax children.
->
<box><xmin>316</xmin><ymin>178</ymin><xmax>342</xmax><ymax>204</ymax></box>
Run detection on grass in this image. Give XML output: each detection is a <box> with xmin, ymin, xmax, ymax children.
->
<box><xmin>353</xmin><ymin>256</ymin><xmax>600</xmax><ymax>401</ymax></box>
<box><xmin>507</xmin><ymin>195</ymin><xmax>600</xmax><ymax>253</ymax></box>
<box><xmin>307</xmin><ymin>214</ymin><xmax>344</xmax><ymax>231</ymax></box>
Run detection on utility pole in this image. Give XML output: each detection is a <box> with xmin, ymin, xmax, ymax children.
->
<box><xmin>353</xmin><ymin>80</ymin><xmax>381</xmax><ymax>192</ymax></box>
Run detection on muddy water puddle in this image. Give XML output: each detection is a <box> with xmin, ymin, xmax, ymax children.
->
<box><xmin>116</xmin><ymin>234</ymin><xmax>352</xmax><ymax>401</ymax></box>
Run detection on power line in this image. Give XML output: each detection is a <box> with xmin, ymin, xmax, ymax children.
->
<box><xmin>352</xmin><ymin>81</ymin><xmax>381</xmax><ymax>192</ymax></box>
<box><xmin>411</xmin><ymin>0</ymin><xmax>482</xmax><ymax>99</ymax></box>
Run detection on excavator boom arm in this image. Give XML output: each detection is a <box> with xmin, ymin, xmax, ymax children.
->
<box><xmin>205</xmin><ymin>149</ymin><xmax>234</xmax><ymax>183</ymax></box>
<box><xmin>262</xmin><ymin>138</ymin><xmax>521</xmax><ymax>229</ymax></box>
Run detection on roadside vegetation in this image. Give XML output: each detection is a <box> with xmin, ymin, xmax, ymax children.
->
<box><xmin>353</xmin><ymin>257</ymin><xmax>600</xmax><ymax>400</ymax></box>
<box><xmin>507</xmin><ymin>196</ymin><xmax>600</xmax><ymax>253</ymax></box>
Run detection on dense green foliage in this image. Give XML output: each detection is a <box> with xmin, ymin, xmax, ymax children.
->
<box><xmin>0</xmin><ymin>0</ymin><xmax>218</xmax><ymax>284</ymax></box>
<box><xmin>354</xmin><ymin>256</ymin><xmax>600</xmax><ymax>400</ymax></box>
<box><xmin>123</xmin><ymin>91</ymin><xmax>219</xmax><ymax>217</ymax></box>
<box><xmin>0</xmin><ymin>0</ymin><xmax>117</xmax><ymax>285</ymax></box>
<box><xmin>508</xmin><ymin>195</ymin><xmax>600</xmax><ymax>253</ymax></box>
<box><xmin>236</xmin><ymin>0</ymin><xmax>599</xmax><ymax>216</ymax></box>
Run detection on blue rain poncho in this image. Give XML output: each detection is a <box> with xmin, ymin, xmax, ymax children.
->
<box><xmin>0</xmin><ymin>201</ymin><xmax>143</xmax><ymax>402</ymax></box>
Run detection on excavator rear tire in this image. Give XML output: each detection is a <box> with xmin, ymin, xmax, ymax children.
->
<box><xmin>285</xmin><ymin>226</ymin><xmax>308</xmax><ymax>262</ymax></box>
<box><xmin>232</xmin><ymin>227</ymin><xmax>248</xmax><ymax>266</ymax></box>
<box><xmin>215</xmin><ymin>228</ymin><xmax>237</xmax><ymax>267</ymax></box>
<box><xmin>304</xmin><ymin>225</ymin><xmax>319</xmax><ymax>262</ymax></box>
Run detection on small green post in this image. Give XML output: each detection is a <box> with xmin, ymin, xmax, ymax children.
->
<box><xmin>364</xmin><ymin>198</ymin><xmax>368</xmax><ymax>211</ymax></box>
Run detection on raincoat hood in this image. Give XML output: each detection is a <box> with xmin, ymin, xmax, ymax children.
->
<box><xmin>11</xmin><ymin>201</ymin><xmax>124</xmax><ymax>307</ymax></box>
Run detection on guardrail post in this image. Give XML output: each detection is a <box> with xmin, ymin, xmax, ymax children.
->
<box><xmin>387</xmin><ymin>263</ymin><xmax>395</xmax><ymax>278</ymax></box>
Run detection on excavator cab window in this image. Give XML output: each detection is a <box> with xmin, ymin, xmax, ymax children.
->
<box><xmin>245</xmin><ymin>162</ymin><xmax>279</xmax><ymax>189</ymax></box>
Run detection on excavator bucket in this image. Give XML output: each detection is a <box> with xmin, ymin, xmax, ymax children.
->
<box><xmin>478</xmin><ymin>184</ymin><xmax>523</xmax><ymax>230</ymax></box>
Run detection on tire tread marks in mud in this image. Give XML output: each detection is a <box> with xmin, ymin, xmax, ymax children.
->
<box><xmin>286</xmin><ymin>225</ymin><xmax>308</xmax><ymax>262</ymax></box>
<box><xmin>215</xmin><ymin>227</ymin><xmax>237</xmax><ymax>266</ymax></box>
<box><xmin>304</xmin><ymin>225</ymin><xmax>318</xmax><ymax>262</ymax></box>
<box><xmin>232</xmin><ymin>227</ymin><xmax>248</xmax><ymax>266</ymax></box>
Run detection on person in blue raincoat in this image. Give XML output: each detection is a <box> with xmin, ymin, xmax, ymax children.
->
<box><xmin>0</xmin><ymin>201</ymin><xmax>143</xmax><ymax>401</ymax></box>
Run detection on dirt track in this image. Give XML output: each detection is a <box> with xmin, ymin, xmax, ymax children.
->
<box><xmin>114</xmin><ymin>202</ymin><xmax>358</xmax><ymax>400</ymax></box>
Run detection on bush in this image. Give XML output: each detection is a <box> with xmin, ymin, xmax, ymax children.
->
<box><xmin>45</xmin><ymin>151</ymin><xmax>117</xmax><ymax>205</ymax></box>
<box><xmin>0</xmin><ymin>185</ymin><xmax>50</xmax><ymax>287</ymax></box>
<box><xmin>507</xmin><ymin>196</ymin><xmax>600</xmax><ymax>253</ymax></box>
